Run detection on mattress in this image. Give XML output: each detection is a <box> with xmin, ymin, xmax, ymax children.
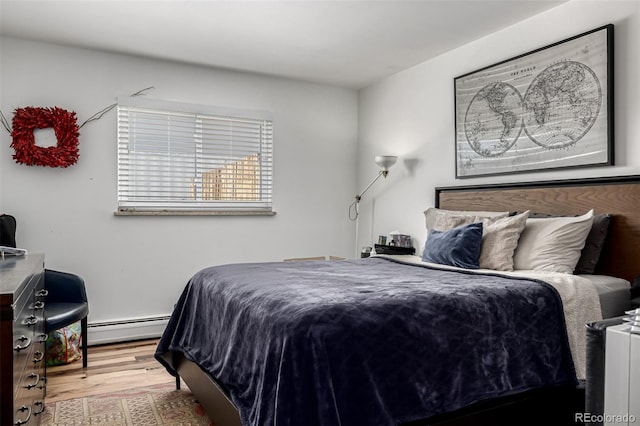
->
<box><xmin>579</xmin><ymin>274</ymin><xmax>631</xmax><ymax>318</ymax></box>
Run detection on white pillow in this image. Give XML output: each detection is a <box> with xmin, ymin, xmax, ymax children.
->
<box><xmin>513</xmin><ymin>210</ymin><xmax>595</xmax><ymax>273</ymax></box>
<box><xmin>479</xmin><ymin>211</ymin><xmax>529</xmax><ymax>271</ymax></box>
<box><xmin>424</xmin><ymin>207</ymin><xmax>509</xmax><ymax>232</ymax></box>
<box><xmin>427</xmin><ymin>210</ymin><xmax>529</xmax><ymax>271</ymax></box>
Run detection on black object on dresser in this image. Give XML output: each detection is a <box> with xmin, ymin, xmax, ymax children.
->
<box><xmin>0</xmin><ymin>254</ymin><xmax>47</xmax><ymax>426</ymax></box>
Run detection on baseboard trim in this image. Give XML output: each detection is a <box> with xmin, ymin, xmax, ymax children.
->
<box><xmin>87</xmin><ymin>315</ymin><xmax>171</xmax><ymax>346</ymax></box>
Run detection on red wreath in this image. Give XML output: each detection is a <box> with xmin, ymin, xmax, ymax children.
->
<box><xmin>10</xmin><ymin>106</ymin><xmax>80</xmax><ymax>167</ymax></box>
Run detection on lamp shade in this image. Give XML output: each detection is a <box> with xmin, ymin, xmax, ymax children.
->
<box><xmin>375</xmin><ymin>155</ymin><xmax>398</xmax><ymax>171</ymax></box>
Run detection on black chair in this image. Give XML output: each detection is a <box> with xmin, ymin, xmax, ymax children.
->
<box><xmin>44</xmin><ymin>269</ymin><xmax>89</xmax><ymax>368</ymax></box>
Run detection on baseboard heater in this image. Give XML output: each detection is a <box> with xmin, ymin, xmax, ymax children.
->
<box><xmin>87</xmin><ymin>315</ymin><xmax>171</xmax><ymax>346</ymax></box>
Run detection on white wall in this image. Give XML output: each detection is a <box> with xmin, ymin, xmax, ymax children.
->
<box><xmin>0</xmin><ymin>38</ymin><xmax>358</xmax><ymax>324</ymax></box>
<box><xmin>357</xmin><ymin>0</ymin><xmax>640</xmax><ymax>253</ymax></box>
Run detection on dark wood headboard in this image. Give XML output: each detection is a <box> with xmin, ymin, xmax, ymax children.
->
<box><xmin>435</xmin><ymin>175</ymin><xmax>640</xmax><ymax>283</ymax></box>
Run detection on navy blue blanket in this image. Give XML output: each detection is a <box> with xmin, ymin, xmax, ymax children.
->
<box><xmin>155</xmin><ymin>257</ymin><xmax>576</xmax><ymax>426</ymax></box>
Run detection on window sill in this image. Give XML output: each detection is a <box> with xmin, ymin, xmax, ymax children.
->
<box><xmin>114</xmin><ymin>210</ymin><xmax>277</xmax><ymax>217</ymax></box>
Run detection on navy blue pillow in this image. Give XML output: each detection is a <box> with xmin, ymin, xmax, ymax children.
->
<box><xmin>422</xmin><ymin>222</ymin><xmax>484</xmax><ymax>269</ymax></box>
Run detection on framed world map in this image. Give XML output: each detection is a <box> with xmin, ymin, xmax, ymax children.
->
<box><xmin>454</xmin><ymin>24</ymin><xmax>613</xmax><ymax>178</ymax></box>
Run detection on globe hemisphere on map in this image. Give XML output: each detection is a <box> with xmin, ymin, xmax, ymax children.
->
<box><xmin>523</xmin><ymin>61</ymin><xmax>601</xmax><ymax>149</ymax></box>
<box><xmin>464</xmin><ymin>82</ymin><xmax>524</xmax><ymax>158</ymax></box>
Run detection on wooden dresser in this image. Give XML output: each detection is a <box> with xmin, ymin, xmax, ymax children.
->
<box><xmin>1</xmin><ymin>254</ymin><xmax>46</xmax><ymax>426</ymax></box>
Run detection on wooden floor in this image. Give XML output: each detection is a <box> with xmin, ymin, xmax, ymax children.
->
<box><xmin>45</xmin><ymin>339</ymin><xmax>176</xmax><ymax>403</ymax></box>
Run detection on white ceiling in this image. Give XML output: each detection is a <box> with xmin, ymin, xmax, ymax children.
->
<box><xmin>0</xmin><ymin>0</ymin><xmax>568</xmax><ymax>89</ymax></box>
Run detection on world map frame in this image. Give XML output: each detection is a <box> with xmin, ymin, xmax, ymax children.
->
<box><xmin>454</xmin><ymin>24</ymin><xmax>613</xmax><ymax>179</ymax></box>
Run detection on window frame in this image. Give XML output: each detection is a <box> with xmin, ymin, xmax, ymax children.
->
<box><xmin>115</xmin><ymin>97</ymin><xmax>275</xmax><ymax>216</ymax></box>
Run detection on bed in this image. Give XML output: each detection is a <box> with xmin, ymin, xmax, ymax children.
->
<box><xmin>155</xmin><ymin>175</ymin><xmax>639</xmax><ymax>426</ymax></box>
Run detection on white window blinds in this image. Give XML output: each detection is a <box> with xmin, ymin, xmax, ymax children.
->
<box><xmin>117</xmin><ymin>98</ymin><xmax>273</xmax><ymax>214</ymax></box>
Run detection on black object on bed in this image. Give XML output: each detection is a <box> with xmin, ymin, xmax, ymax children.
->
<box><xmin>155</xmin><ymin>257</ymin><xmax>576</xmax><ymax>426</ymax></box>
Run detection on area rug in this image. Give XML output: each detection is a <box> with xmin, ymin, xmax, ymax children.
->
<box><xmin>40</xmin><ymin>383</ymin><xmax>214</xmax><ymax>425</ymax></box>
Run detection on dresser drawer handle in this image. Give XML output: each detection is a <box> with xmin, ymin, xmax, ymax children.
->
<box><xmin>24</xmin><ymin>373</ymin><xmax>40</xmax><ymax>389</ymax></box>
<box><xmin>36</xmin><ymin>289</ymin><xmax>48</xmax><ymax>297</ymax></box>
<box><xmin>33</xmin><ymin>400</ymin><xmax>45</xmax><ymax>416</ymax></box>
<box><xmin>14</xmin><ymin>405</ymin><xmax>31</xmax><ymax>425</ymax></box>
<box><xmin>38</xmin><ymin>376</ymin><xmax>47</xmax><ymax>391</ymax></box>
<box><xmin>24</xmin><ymin>315</ymin><xmax>38</xmax><ymax>327</ymax></box>
<box><xmin>37</xmin><ymin>333</ymin><xmax>48</xmax><ymax>343</ymax></box>
<box><xmin>14</xmin><ymin>336</ymin><xmax>31</xmax><ymax>352</ymax></box>
<box><xmin>30</xmin><ymin>301</ymin><xmax>45</xmax><ymax>310</ymax></box>
<box><xmin>32</xmin><ymin>351</ymin><xmax>44</xmax><ymax>364</ymax></box>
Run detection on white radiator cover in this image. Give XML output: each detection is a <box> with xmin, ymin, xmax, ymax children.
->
<box><xmin>604</xmin><ymin>324</ymin><xmax>640</xmax><ymax>426</ymax></box>
<box><xmin>87</xmin><ymin>315</ymin><xmax>171</xmax><ymax>346</ymax></box>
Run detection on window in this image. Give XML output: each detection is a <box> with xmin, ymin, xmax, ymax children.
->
<box><xmin>116</xmin><ymin>98</ymin><xmax>273</xmax><ymax>215</ymax></box>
